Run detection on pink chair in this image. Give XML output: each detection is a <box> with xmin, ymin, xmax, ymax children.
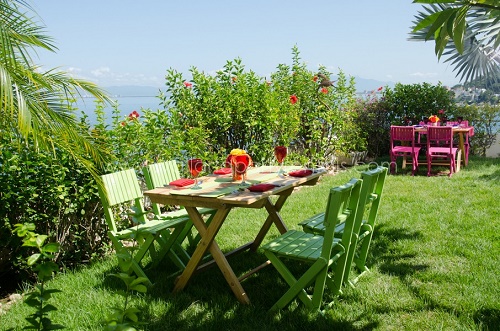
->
<box><xmin>426</xmin><ymin>126</ymin><xmax>459</xmax><ymax>177</ymax></box>
<box><xmin>390</xmin><ymin>126</ymin><xmax>421</xmax><ymax>176</ymax></box>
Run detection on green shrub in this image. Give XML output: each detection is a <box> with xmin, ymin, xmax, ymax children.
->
<box><xmin>161</xmin><ymin>57</ymin><xmax>301</xmax><ymax>168</ymax></box>
<box><xmin>357</xmin><ymin>82</ymin><xmax>457</xmax><ymax>157</ymax></box>
<box><xmin>0</xmin><ymin>132</ymin><xmax>107</xmax><ymax>281</ymax></box>
<box><xmin>271</xmin><ymin>46</ymin><xmax>361</xmax><ymax>165</ymax></box>
<box><xmin>453</xmin><ymin>103</ymin><xmax>500</xmax><ymax>156</ymax></box>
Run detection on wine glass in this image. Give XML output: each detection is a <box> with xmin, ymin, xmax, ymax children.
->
<box><xmin>187</xmin><ymin>158</ymin><xmax>203</xmax><ymax>189</ymax></box>
<box><xmin>274</xmin><ymin>146</ymin><xmax>287</xmax><ymax>175</ymax></box>
<box><xmin>234</xmin><ymin>155</ymin><xmax>250</xmax><ymax>186</ymax></box>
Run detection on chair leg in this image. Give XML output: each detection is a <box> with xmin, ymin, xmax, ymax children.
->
<box><xmin>266</xmin><ymin>252</ymin><xmax>320</xmax><ymax>311</ymax></box>
<box><xmin>390</xmin><ymin>155</ymin><xmax>396</xmax><ymax>174</ymax></box>
<box><xmin>449</xmin><ymin>156</ymin><xmax>455</xmax><ymax>177</ymax></box>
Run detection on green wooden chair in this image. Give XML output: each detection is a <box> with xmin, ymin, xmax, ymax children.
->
<box><xmin>262</xmin><ymin>178</ymin><xmax>363</xmax><ymax>311</ymax></box>
<box><xmin>142</xmin><ymin>160</ymin><xmax>216</xmax><ymax>247</ymax></box>
<box><xmin>299</xmin><ymin>166</ymin><xmax>387</xmax><ymax>285</ymax></box>
<box><xmin>98</xmin><ymin>169</ymin><xmax>192</xmax><ymax>286</ymax></box>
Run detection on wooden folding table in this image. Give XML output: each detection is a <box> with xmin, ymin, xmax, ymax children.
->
<box><xmin>144</xmin><ymin>166</ymin><xmax>326</xmax><ymax>304</ymax></box>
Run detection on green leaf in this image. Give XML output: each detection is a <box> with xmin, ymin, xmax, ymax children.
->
<box><xmin>413</xmin><ymin>11</ymin><xmax>440</xmax><ymax>33</ymax></box>
<box><xmin>129</xmin><ymin>277</ymin><xmax>149</xmax><ymax>288</ymax></box>
<box><xmin>425</xmin><ymin>8</ymin><xmax>456</xmax><ymax>41</ymax></box>
<box><xmin>27</xmin><ymin>253</ymin><xmax>41</xmax><ymax>266</ymax></box>
<box><xmin>24</xmin><ymin>297</ymin><xmax>41</xmax><ymax>307</ymax></box>
<box><xmin>37</xmin><ymin>261</ymin><xmax>59</xmax><ymax>278</ymax></box>
<box><xmin>452</xmin><ymin>8</ymin><xmax>468</xmax><ymax>54</ymax></box>
<box><xmin>35</xmin><ymin>234</ymin><xmax>48</xmax><ymax>248</ymax></box>
<box><xmin>41</xmin><ymin>304</ymin><xmax>58</xmax><ymax>313</ymax></box>
<box><xmin>42</xmin><ymin>242</ymin><xmax>60</xmax><ymax>253</ymax></box>
<box><xmin>124</xmin><ymin>307</ymin><xmax>140</xmax><ymax>323</ymax></box>
<box><xmin>130</xmin><ymin>284</ymin><xmax>147</xmax><ymax>293</ymax></box>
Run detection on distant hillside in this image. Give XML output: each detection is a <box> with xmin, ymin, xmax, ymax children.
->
<box><xmin>354</xmin><ymin>76</ymin><xmax>395</xmax><ymax>93</ymax></box>
<box><xmin>101</xmin><ymin>78</ymin><xmax>394</xmax><ymax>97</ymax></box>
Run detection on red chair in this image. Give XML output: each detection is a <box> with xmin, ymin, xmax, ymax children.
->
<box><xmin>426</xmin><ymin>126</ymin><xmax>459</xmax><ymax>177</ymax></box>
<box><xmin>390</xmin><ymin>126</ymin><xmax>421</xmax><ymax>176</ymax></box>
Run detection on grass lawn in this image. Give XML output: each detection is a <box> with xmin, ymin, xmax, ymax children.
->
<box><xmin>1</xmin><ymin>157</ymin><xmax>499</xmax><ymax>330</ymax></box>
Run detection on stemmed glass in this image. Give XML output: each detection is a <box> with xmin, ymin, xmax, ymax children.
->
<box><xmin>187</xmin><ymin>158</ymin><xmax>203</xmax><ymax>189</ymax></box>
<box><xmin>234</xmin><ymin>155</ymin><xmax>250</xmax><ymax>186</ymax></box>
<box><xmin>274</xmin><ymin>146</ymin><xmax>287</xmax><ymax>175</ymax></box>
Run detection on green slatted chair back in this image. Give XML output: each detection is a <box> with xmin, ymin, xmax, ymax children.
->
<box><xmin>299</xmin><ymin>166</ymin><xmax>387</xmax><ymax>286</ymax></box>
<box><xmin>262</xmin><ymin>178</ymin><xmax>363</xmax><ymax>311</ymax></box>
<box><xmin>143</xmin><ymin>160</ymin><xmax>182</xmax><ymax>215</ymax></box>
<box><xmin>98</xmin><ymin>168</ymin><xmax>190</xmax><ymax>285</ymax></box>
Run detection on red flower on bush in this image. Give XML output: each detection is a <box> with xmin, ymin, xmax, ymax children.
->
<box><xmin>120</xmin><ymin>121</ymin><xmax>126</xmax><ymax>127</ymax></box>
<box><xmin>313</xmin><ymin>76</ymin><xmax>318</xmax><ymax>82</ymax></box>
<box><xmin>438</xmin><ymin>109</ymin><xmax>445</xmax><ymax>115</ymax></box>
<box><xmin>232</xmin><ymin>76</ymin><xmax>237</xmax><ymax>83</ymax></box>
<box><xmin>377</xmin><ymin>86</ymin><xmax>383</xmax><ymax>91</ymax></box>
<box><xmin>128</xmin><ymin>110</ymin><xmax>140</xmax><ymax>120</ymax></box>
<box><xmin>320</xmin><ymin>87</ymin><xmax>328</xmax><ymax>94</ymax></box>
<box><xmin>183</xmin><ymin>81</ymin><xmax>192</xmax><ymax>88</ymax></box>
<box><xmin>289</xmin><ymin>95</ymin><xmax>298</xmax><ymax>104</ymax></box>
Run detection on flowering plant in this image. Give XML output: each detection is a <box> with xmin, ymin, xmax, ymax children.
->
<box><xmin>428</xmin><ymin>115</ymin><xmax>440</xmax><ymax>123</ymax></box>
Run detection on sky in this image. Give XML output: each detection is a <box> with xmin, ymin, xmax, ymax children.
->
<box><xmin>28</xmin><ymin>0</ymin><xmax>461</xmax><ymax>90</ymax></box>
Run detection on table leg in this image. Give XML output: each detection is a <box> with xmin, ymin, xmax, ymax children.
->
<box><xmin>173</xmin><ymin>206</ymin><xmax>251</xmax><ymax>304</ymax></box>
<box><xmin>458</xmin><ymin>132</ymin><xmax>466</xmax><ymax>166</ymax></box>
<box><xmin>251</xmin><ymin>188</ymin><xmax>293</xmax><ymax>251</ymax></box>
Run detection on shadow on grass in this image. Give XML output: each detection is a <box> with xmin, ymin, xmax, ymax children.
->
<box><xmin>126</xmin><ymin>250</ymin><xmax>381</xmax><ymax>331</ymax></box>
<box><xmin>369</xmin><ymin>224</ymin><xmax>428</xmax><ymax>277</ymax></box>
<box><xmin>474</xmin><ymin>307</ymin><xmax>500</xmax><ymax>331</ymax></box>
<box><xmin>369</xmin><ymin>222</ymin><xmax>500</xmax><ymax>330</ymax></box>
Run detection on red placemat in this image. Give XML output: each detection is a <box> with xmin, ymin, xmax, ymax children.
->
<box><xmin>169</xmin><ymin>178</ymin><xmax>195</xmax><ymax>187</ymax></box>
<box><xmin>248</xmin><ymin>183</ymin><xmax>276</xmax><ymax>192</ymax></box>
<box><xmin>213</xmin><ymin>167</ymin><xmax>232</xmax><ymax>175</ymax></box>
<box><xmin>288</xmin><ymin>169</ymin><xmax>313</xmax><ymax>177</ymax></box>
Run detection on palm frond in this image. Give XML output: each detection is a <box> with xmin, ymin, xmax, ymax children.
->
<box><xmin>1</xmin><ymin>0</ymin><xmax>114</xmax><ymax>184</ymax></box>
<box><xmin>409</xmin><ymin>2</ymin><xmax>500</xmax><ymax>84</ymax></box>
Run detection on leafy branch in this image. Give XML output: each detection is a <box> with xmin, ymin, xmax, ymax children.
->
<box><xmin>12</xmin><ymin>223</ymin><xmax>64</xmax><ymax>331</ymax></box>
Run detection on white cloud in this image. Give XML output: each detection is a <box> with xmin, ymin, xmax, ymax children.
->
<box><xmin>85</xmin><ymin>66</ymin><xmax>162</xmax><ymax>86</ymax></box>
<box><xmin>91</xmin><ymin>67</ymin><xmax>111</xmax><ymax>77</ymax></box>
<box><xmin>410</xmin><ymin>72</ymin><xmax>438</xmax><ymax>78</ymax></box>
<box><xmin>68</xmin><ymin>67</ymin><xmax>82</xmax><ymax>73</ymax></box>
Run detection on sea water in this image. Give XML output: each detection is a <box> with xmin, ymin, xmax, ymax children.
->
<box><xmin>75</xmin><ymin>96</ymin><xmax>162</xmax><ymax>125</ymax></box>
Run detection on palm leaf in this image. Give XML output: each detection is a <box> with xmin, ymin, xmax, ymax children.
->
<box><xmin>1</xmin><ymin>0</ymin><xmax>115</xmax><ymax>187</ymax></box>
<box><xmin>409</xmin><ymin>2</ymin><xmax>500</xmax><ymax>84</ymax></box>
